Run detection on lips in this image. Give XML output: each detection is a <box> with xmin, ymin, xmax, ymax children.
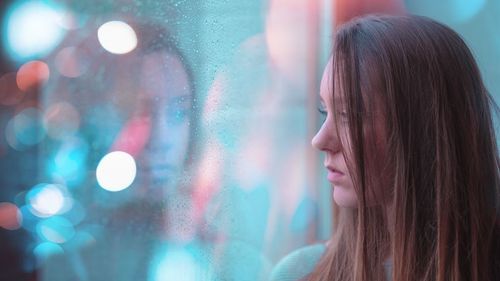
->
<box><xmin>326</xmin><ymin>166</ymin><xmax>344</xmax><ymax>182</ymax></box>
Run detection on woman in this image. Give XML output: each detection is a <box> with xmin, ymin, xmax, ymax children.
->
<box><xmin>272</xmin><ymin>14</ymin><xmax>500</xmax><ymax>281</ymax></box>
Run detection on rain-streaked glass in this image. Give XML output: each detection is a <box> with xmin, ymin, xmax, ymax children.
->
<box><xmin>0</xmin><ymin>0</ymin><xmax>499</xmax><ymax>280</ymax></box>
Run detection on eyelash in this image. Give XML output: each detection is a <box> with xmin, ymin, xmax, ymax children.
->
<box><xmin>317</xmin><ymin>107</ymin><xmax>327</xmax><ymax>116</ymax></box>
<box><xmin>317</xmin><ymin>107</ymin><xmax>348</xmax><ymax>122</ymax></box>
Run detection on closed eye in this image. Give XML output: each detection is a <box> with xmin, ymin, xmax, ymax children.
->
<box><xmin>317</xmin><ymin>106</ymin><xmax>327</xmax><ymax>116</ymax></box>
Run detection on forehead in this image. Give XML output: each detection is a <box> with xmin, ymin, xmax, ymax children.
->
<box><xmin>319</xmin><ymin>58</ymin><xmax>333</xmax><ymax>102</ymax></box>
<box><xmin>320</xmin><ymin>57</ymin><xmax>345</xmax><ymax>106</ymax></box>
<box><xmin>320</xmin><ymin>56</ymin><xmax>379</xmax><ymax>109</ymax></box>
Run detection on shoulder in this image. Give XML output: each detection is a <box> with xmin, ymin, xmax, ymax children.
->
<box><xmin>269</xmin><ymin>243</ymin><xmax>327</xmax><ymax>281</ymax></box>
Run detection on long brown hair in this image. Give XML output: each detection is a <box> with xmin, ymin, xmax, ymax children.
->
<box><xmin>309</xmin><ymin>15</ymin><xmax>500</xmax><ymax>281</ymax></box>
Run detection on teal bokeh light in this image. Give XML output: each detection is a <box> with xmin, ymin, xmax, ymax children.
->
<box><xmin>451</xmin><ymin>0</ymin><xmax>486</xmax><ymax>22</ymax></box>
<box><xmin>5</xmin><ymin>107</ymin><xmax>46</xmax><ymax>150</ymax></box>
<box><xmin>15</xmin><ymin>107</ymin><xmax>46</xmax><ymax>146</ymax></box>
<box><xmin>19</xmin><ymin>204</ymin><xmax>39</xmax><ymax>232</ymax></box>
<box><xmin>33</xmin><ymin>242</ymin><xmax>64</xmax><ymax>262</ymax></box>
<box><xmin>46</xmin><ymin>137</ymin><xmax>89</xmax><ymax>187</ymax></box>
<box><xmin>148</xmin><ymin>243</ymin><xmax>214</xmax><ymax>281</ymax></box>
<box><xmin>406</xmin><ymin>0</ymin><xmax>487</xmax><ymax>24</ymax></box>
<box><xmin>36</xmin><ymin>216</ymin><xmax>75</xmax><ymax>244</ymax></box>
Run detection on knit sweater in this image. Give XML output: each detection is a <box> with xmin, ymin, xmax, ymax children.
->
<box><xmin>269</xmin><ymin>244</ymin><xmax>393</xmax><ymax>281</ymax></box>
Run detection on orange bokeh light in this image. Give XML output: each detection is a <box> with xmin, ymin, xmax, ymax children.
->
<box><xmin>16</xmin><ymin>60</ymin><xmax>50</xmax><ymax>91</ymax></box>
<box><xmin>0</xmin><ymin>202</ymin><xmax>22</xmax><ymax>230</ymax></box>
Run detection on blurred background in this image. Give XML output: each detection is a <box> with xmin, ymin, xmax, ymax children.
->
<box><xmin>0</xmin><ymin>0</ymin><xmax>498</xmax><ymax>280</ymax></box>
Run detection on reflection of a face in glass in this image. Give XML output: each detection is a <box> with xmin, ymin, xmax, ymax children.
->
<box><xmin>134</xmin><ymin>51</ymin><xmax>192</xmax><ymax>192</ymax></box>
<box><xmin>44</xmin><ymin>23</ymin><xmax>195</xmax><ymax>205</ymax></box>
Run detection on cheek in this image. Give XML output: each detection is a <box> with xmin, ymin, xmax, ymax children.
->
<box><xmin>141</xmin><ymin>109</ymin><xmax>192</xmax><ymax>167</ymax></box>
<box><xmin>364</xmin><ymin>129</ymin><xmax>391</xmax><ymax>205</ymax></box>
<box><xmin>167</xmin><ymin>122</ymin><xmax>191</xmax><ymax>166</ymax></box>
<box><xmin>333</xmin><ymin>155</ymin><xmax>358</xmax><ymax>208</ymax></box>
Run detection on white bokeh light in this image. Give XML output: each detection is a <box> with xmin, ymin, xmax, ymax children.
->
<box><xmin>4</xmin><ymin>1</ymin><xmax>66</xmax><ymax>61</ymax></box>
<box><xmin>28</xmin><ymin>184</ymin><xmax>65</xmax><ymax>217</ymax></box>
<box><xmin>96</xmin><ymin>151</ymin><xmax>136</xmax><ymax>192</ymax></box>
<box><xmin>97</xmin><ymin>21</ymin><xmax>137</xmax><ymax>55</ymax></box>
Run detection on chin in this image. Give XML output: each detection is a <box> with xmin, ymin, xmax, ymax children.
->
<box><xmin>333</xmin><ymin>186</ymin><xmax>358</xmax><ymax>208</ymax></box>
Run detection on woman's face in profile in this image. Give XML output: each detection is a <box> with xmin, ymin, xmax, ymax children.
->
<box><xmin>312</xmin><ymin>58</ymin><xmax>357</xmax><ymax>207</ymax></box>
<box><xmin>312</xmin><ymin>58</ymin><xmax>390</xmax><ymax>208</ymax></box>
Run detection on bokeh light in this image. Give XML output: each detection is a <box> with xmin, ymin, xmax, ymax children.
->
<box><xmin>36</xmin><ymin>216</ymin><xmax>75</xmax><ymax>243</ymax></box>
<box><xmin>5</xmin><ymin>116</ymin><xmax>25</xmax><ymax>151</ymax></box>
<box><xmin>96</xmin><ymin>151</ymin><xmax>137</xmax><ymax>192</ymax></box>
<box><xmin>43</xmin><ymin>102</ymin><xmax>80</xmax><ymax>140</ymax></box>
<box><xmin>407</xmin><ymin>0</ymin><xmax>486</xmax><ymax>24</ymax></box>
<box><xmin>111</xmin><ymin>115</ymin><xmax>151</xmax><ymax>157</ymax></box>
<box><xmin>19</xmin><ymin>204</ymin><xmax>38</xmax><ymax>232</ymax></box>
<box><xmin>97</xmin><ymin>21</ymin><xmax>138</xmax><ymax>55</ymax></box>
<box><xmin>3</xmin><ymin>0</ymin><xmax>67</xmax><ymax>62</ymax></box>
<box><xmin>47</xmin><ymin>137</ymin><xmax>88</xmax><ymax>187</ymax></box>
<box><xmin>5</xmin><ymin>107</ymin><xmax>45</xmax><ymax>150</ymax></box>
<box><xmin>33</xmin><ymin>242</ymin><xmax>64</xmax><ymax>261</ymax></box>
<box><xmin>12</xmin><ymin>107</ymin><xmax>46</xmax><ymax>146</ymax></box>
<box><xmin>0</xmin><ymin>72</ymin><xmax>25</xmax><ymax>106</ymax></box>
<box><xmin>64</xmin><ymin>231</ymin><xmax>95</xmax><ymax>251</ymax></box>
<box><xmin>450</xmin><ymin>0</ymin><xmax>486</xmax><ymax>22</ymax></box>
<box><xmin>265</xmin><ymin>0</ymin><xmax>310</xmax><ymax>83</ymax></box>
<box><xmin>150</xmin><ymin>246</ymin><xmax>209</xmax><ymax>281</ymax></box>
<box><xmin>16</xmin><ymin>60</ymin><xmax>50</xmax><ymax>91</ymax></box>
<box><xmin>60</xmin><ymin>199</ymin><xmax>85</xmax><ymax>225</ymax></box>
<box><xmin>53</xmin><ymin>10</ymin><xmax>81</xmax><ymax>30</ymax></box>
<box><xmin>27</xmin><ymin>183</ymin><xmax>66</xmax><ymax>217</ymax></box>
<box><xmin>54</xmin><ymin>47</ymin><xmax>89</xmax><ymax>78</ymax></box>
<box><xmin>0</xmin><ymin>202</ymin><xmax>22</xmax><ymax>230</ymax></box>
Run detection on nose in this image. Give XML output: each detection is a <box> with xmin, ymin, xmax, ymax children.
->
<box><xmin>311</xmin><ymin>119</ymin><xmax>341</xmax><ymax>153</ymax></box>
